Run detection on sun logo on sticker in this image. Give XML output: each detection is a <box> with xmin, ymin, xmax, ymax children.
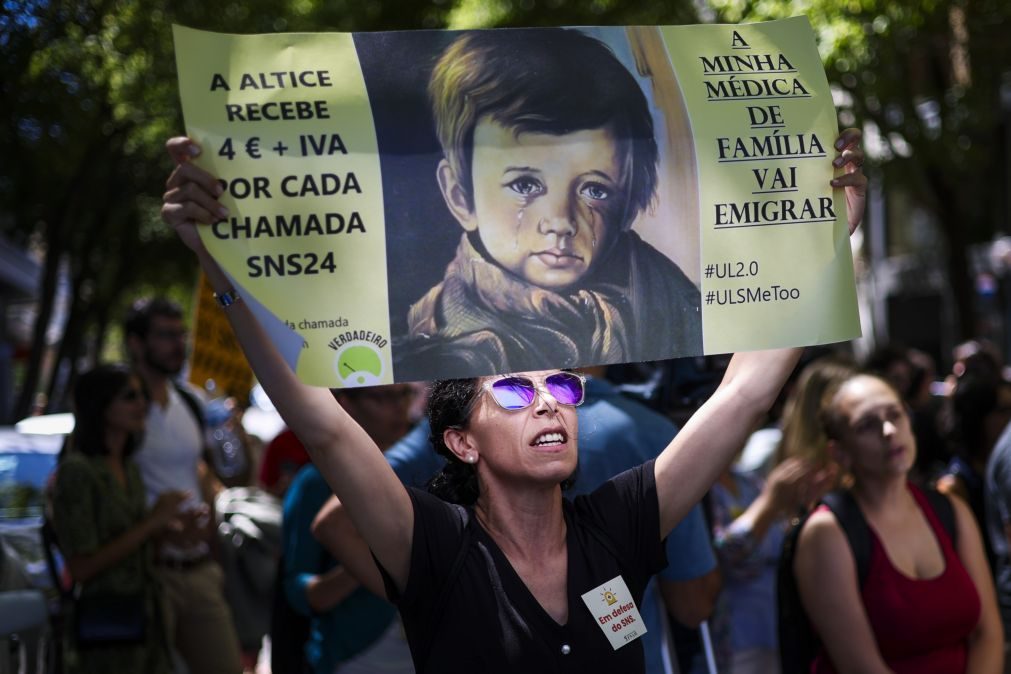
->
<box><xmin>602</xmin><ymin>589</ymin><xmax>618</xmax><ymax>606</ymax></box>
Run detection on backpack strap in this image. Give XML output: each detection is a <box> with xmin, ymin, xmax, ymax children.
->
<box><xmin>777</xmin><ymin>510</ymin><xmax>817</xmax><ymax>674</ymax></box>
<box><xmin>41</xmin><ymin>517</ymin><xmax>73</xmax><ymax>602</ymax></box>
<box><xmin>822</xmin><ymin>490</ymin><xmax>873</xmax><ymax>586</ymax></box>
<box><xmin>172</xmin><ymin>380</ymin><xmax>206</xmax><ymax>433</ymax></box>
<box><xmin>923</xmin><ymin>488</ymin><xmax>958</xmax><ymax>547</ymax></box>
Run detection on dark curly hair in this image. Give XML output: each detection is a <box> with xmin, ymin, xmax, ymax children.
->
<box><xmin>426</xmin><ymin>378</ymin><xmax>482</xmax><ymax>505</ymax></box>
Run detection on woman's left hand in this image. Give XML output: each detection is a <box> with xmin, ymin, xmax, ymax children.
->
<box><xmin>832</xmin><ymin>128</ymin><xmax>867</xmax><ymax>234</ymax></box>
<box><xmin>161</xmin><ymin>137</ymin><xmax>223</xmax><ymax>257</ymax></box>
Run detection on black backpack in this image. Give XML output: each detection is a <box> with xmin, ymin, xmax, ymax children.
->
<box><xmin>777</xmin><ymin>488</ymin><xmax>957</xmax><ymax>673</ymax></box>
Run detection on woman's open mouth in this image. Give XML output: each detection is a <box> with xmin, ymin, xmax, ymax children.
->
<box><xmin>530</xmin><ymin>428</ymin><xmax>568</xmax><ymax>451</ymax></box>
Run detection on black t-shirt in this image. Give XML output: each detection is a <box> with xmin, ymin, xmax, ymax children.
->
<box><xmin>378</xmin><ymin>460</ymin><xmax>667</xmax><ymax>674</ymax></box>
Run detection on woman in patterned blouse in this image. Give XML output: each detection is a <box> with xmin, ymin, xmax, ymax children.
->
<box><xmin>51</xmin><ymin>364</ymin><xmax>187</xmax><ymax>674</ymax></box>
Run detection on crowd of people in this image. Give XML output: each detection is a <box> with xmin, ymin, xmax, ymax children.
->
<box><xmin>47</xmin><ymin>182</ymin><xmax>1011</xmax><ymax>673</ymax></box>
<box><xmin>48</xmin><ymin>297</ymin><xmax>725</xmax><ymax>673</ymax></box>
<box><xmin>51</xmin><ymin>322</ymin><xmax>1011</xmax><ymax>673</ymax></box>
<box><xmin>37</xmin><ymin>25</ymin><xmax>1011</xmax><ymax>674</ymax></box>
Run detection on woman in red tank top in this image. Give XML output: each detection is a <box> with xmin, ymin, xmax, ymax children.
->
<box><xmin>794</xmin><ymin>374</ymin><xmax>1002</xmax><ymax>673</ymax></box>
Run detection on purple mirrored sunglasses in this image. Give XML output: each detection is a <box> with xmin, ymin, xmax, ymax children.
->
<box><xmin>482</xmin><ymin>372</ymin><xmax>586</xmax><ymax>410</ymax></box>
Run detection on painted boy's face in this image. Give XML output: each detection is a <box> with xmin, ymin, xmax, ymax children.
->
<box><xmin>451</xmin><ymin>118</ymin><xmax>624</xmax><ymax>290</ymax></box>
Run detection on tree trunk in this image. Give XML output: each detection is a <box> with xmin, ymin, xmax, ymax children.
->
<box><xmin>11</xmin><ymin>237</ymin><xmax>63</xmax><ymax>421</ymax></box>
<box><xmin>9</xmin><ymin>128</ymin><xmax>111</xmax><ymax>420</ymax></box>
<box><xmin>42</xmin><ymin>166</ymin><xmax>123</xmax><ymax>410</ymax></box>
<box><xmin>929</xmin><ymin>167</ymin><xmax>976</xmax><ymax>341</ymax></box>
<box><xmin>44</xmin><ymin>287</ymin><xmax>87</xmax><ymax>412</ymax></box>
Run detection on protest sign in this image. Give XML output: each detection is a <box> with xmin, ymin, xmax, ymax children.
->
<box><xmin>189</xmin><ymin>272</ymin><xmax>255</xmax><ymax>400</ymax></box>
<box><xmin>173</xmin><ymin>17</ymin><xmax>859</xmax><ymax>387</ymax></box>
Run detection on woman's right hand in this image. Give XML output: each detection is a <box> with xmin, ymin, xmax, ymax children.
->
<box><xmin>767</xmin><ymin>458</ymin><xmax>837</xmax><ymax>516</ymax></box>
<box><xmin>766</xmin><ymin>457</ymin><xmax>814</xmax><ymax>512</ymax></box>
<box><xmin>161</xmin><ymin>137</ymin><xmax>226</xmax><ymax>256</ymax></box>
<box><xmin>149</xmin><ymin>490</ymin><xmax>189</xmax><ymax>532</ymax></box>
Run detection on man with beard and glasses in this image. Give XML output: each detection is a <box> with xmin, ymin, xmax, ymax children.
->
<box><xmin>124</xmin><ymin>297</ymin><xmax>242</xmax><ymax>674</ymax></box>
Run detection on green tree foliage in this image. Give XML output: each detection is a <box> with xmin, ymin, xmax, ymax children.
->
<box><xmin>446</xmin><ymin>0</ymin><xmax>697</xmax><ymax>28</ymax></box>
<box><xmin>1</xmin><ymin>0</ymin><xmax>455</xmax><ymax>420</ymax></box>
<box><xmin>2</xmin><ymin>1</ymin><xmax>183</xmax><ymax>420</ymax></box>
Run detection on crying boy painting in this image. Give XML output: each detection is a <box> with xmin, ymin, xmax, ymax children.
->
<box><xmin>355</xmin><ymin>26</ymin><xmax>702</xmax><ymax>381</ymax></box>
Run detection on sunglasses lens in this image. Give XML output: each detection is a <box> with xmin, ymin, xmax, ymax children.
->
<box><xmin>490</xmin><ymin>377</ymin><xmax>537</xmax><ymax>410</ymax></box>
<box><xmin>546</xmin><ymin>373</ymin><xmax>584</xmax><ymax>406</ymax></box>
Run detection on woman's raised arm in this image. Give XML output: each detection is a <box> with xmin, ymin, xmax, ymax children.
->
<box><xmin>161</xmin><ymin>137</ymin><xmax>413</xmax><ymax>590</ymax></box>
<box><xmin>654</xmin><ymin>128</ymin><xmax>866</xmax><ymax>536</ymax></box>
<box><xmin>654</xmin><ymin>347</ymin><xmax>802</xmax><ymax>535</ymax></box>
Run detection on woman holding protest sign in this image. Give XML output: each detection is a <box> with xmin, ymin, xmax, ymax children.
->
<box><xmin>160</xmin><ymin>124</ymin><xmax>865</xmax><ymax>672</ymax></box>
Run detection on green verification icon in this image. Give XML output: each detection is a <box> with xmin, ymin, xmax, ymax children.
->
<box><xmin>335</xmin><ymin>344</ymin><xmax>384</xmax><ymax>386</ymax></box>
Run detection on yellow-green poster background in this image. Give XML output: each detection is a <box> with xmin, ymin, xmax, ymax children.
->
<box><xmin>662</xmin><ymin>17</ymin><xmax>858</xmax><ymax>353</ymax></box>
<box><xmin>175</xmin><ymin>26</ymin><xmax>393</xmax><ymax>387</ymax></box>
